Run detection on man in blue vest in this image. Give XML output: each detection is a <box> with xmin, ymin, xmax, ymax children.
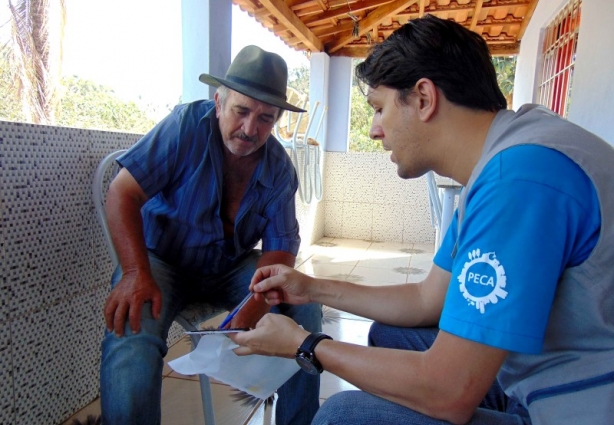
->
<box><xmin>231</xmin><ymin>15</ymin><xmax>614</xmax><ymax>425</ymax></box>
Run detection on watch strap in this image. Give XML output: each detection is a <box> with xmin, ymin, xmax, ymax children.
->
<box><xmin>296</xmin><ymin>332</ymin><xmax>332</xmax><ymax>373</ymax></box>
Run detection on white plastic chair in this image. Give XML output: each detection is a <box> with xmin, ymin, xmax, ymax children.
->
<box><xmin>274</xmin><ymin>88</ymin><xmax>326</xmax><ymax>204</ymax></box>
<box><xmin>93</xmin><ymin>149</ymin><xmax>224</xmax><ymax>425</ymax></box>
<box><xmin>425</xmin><ymin>171</ymin><xmax>443</xmax><ymax>249</ymax></box>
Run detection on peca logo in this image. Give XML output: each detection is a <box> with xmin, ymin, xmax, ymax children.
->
<box><xmin>457</xmin><ymin>249</ymin><xmax>508</xmax><ymax>314</ymax></box>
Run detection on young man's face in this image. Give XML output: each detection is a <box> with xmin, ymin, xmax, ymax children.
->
<box><xmin>367</xmin><ymin>85</ymin><xmax>431</xmax><ymax>179</ymax></box>
<box><xmin>215</xmin><ymin>89</ymin><xmax>280</xmax><ymax>157</ymax></box>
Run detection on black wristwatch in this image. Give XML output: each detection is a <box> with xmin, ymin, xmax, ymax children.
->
<box><xmin>295</xmin><ymin>332</ymin><xmax>332</xmax><ymax>375</ymax></box>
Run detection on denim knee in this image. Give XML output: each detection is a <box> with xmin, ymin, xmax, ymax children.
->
<box><xmin>275</xmin><ymin>302</ymin><xmax>323</xmax><ymax>333</ymax></box>
<box><xmin>100</xmin><ymin>330</ymin><xmax>168</xmax><ymax>424</ymax></box>
<box><xmin>313</xmin><ymin>391</ymin><xmax>405</xmax><ymax>425</ymax></box>
<box><xmin>312</xmin><ymin>391</ymin><xmax>362</xmax><ymax>425</ymax></box>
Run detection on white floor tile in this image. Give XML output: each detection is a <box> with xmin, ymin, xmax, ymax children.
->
<box><xmin>296</xmin><ymin>261</ymin><xmax>355</xmax><ymax>280</ymax></box>
<box><xmin>367</xmin><ymin>241</ymin><xmax>414</xmax><ymax>252</ymax></box>
<box><xmin>161</xmin><ymin>378</ymin><xmax>260</xmax><ymax>425</ymax></box>
<box><xmin>323</xmin><ymin>306</ymin><xmax>371</xmax><ymax>322</ymax></box>
<box><xmin>309</xmin><ymin>253</ymin><xmax>361</xmax><ymax>267</ymax></box>
<box><xmin>329</xmin><ymin>238</ymin><xmax>372</xmax><ymax>250</ymax></box>
<box><xmin>349</xmin><ymin>265</ymin><xmax>409</xmax><ymax>285</ymax></box>
<box><xmin>355</xmin><ymin>255</ymin><xmax>411</xmax><ymax>270</ymax></box>
<box><xmin>409</xmin><ymin>254</ymin><xmax>435</xmax><ymax>273</ymax></box>
<box><xmin>323</xmin><ymin>317</ymin><xmax>372</xmax><ymax>347</ymax></box>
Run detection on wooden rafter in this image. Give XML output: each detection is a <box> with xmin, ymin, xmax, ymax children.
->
<box><xmin>517</xmin><ymin>0</ymin><xmax>540</xmax><ymax>41</ymax></box>
<box><xmin>258</xmin><ymin>0</ymin><xmax>324</xmax><ymax>52</ymax></box>
<box><xmin>303</xmin><ymin>0</ymin><xmax>392</xmax><ymax>27</ymax></box>
<box><xmin>329</xmin><ymin>0</ymin><xmax>418</xmax><ymax>53</ymax></box>
<box><xmin>233</xmin><ymin>0</ymin><xmax>538</xmax><ymax>57</ymax></box>
<box><xmin>470</xmin><ymin>0</ymin><xmax>484</xmax><ymax>31</ymax></box>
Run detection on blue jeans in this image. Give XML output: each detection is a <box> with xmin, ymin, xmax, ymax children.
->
<box><xmin>313</xmin><ymin>324</ymin><xmax>532</xmax><ymax>425</ymax></box>
<box><xmin>100</xmin><ymin>250</ymin><xmax>322</xmax><ymax>425</ymax></box>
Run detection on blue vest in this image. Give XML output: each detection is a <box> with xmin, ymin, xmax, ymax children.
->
<box><xmin>457</xmin><ymin>105</ymin><xmax>614</xmax><ymax>425</ymax></box>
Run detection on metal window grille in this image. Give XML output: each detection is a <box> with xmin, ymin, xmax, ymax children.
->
<box><xmin>537</xmin><ymin>0</ymin><xmax>582</xmax><ymax>118</ymax></box>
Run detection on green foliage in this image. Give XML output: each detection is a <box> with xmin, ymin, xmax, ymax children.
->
<box><xmin>0</xmin><ymin>51</ymin><xmax>25</xmax><ymax>122</ymax></box>
<box><xmin>288</xmin><ymin>64</ymin><xmax>310</xmax><ymax>97</ymax></box>
<box><xmin>0</xmin><ymin>53</ymin><xmax>158</xmax><ymax>133</ymax></box>
<box><xmin>57</xmin><ymin>76</ymin><xmax>157</xmax><ymax>133</ymax></box>
<box><xmin>349</xmin><ymin>59</ymin><xmax>382</xmax><ymax>152</ymax></box>
<box><xmin>349</xmin><ymin>84</ymin><xmax>382</xmax><ymax>152</ymax></box>
<box><xmin>492</xmin><ymin>56</ymin><xmax>517</xmax><ymax>108</ymax></box>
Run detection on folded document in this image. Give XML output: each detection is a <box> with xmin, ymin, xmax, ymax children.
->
<box><xmin>167</xmin><ymin>332</ymin><xmax>300</xmax><ymax>399</ymax></box>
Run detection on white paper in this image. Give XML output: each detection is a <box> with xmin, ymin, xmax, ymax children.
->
<box><xmin>167</xmin><ymin>333</ymin><xmax>300</xmax><ymax>399</ymax></box>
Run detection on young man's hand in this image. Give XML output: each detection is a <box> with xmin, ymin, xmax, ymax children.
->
<box><xmin>250</xmin><ymin>264</ymin><xmax>315</xmax><ymax>306</ymax></box>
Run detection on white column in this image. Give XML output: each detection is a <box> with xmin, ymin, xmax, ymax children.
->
<box><xmin>326</xmin><ymin>56</ymin><xmax>353</xmax><ymax>152</ymax></box>
<box><xmin>308</xmin><ymin>52</ymin><xmax>330</xmax><ymax>149</ymax></box>
<box><xmin>181</xmin><ymin>0</ymin><xmax>232</xmax><ymax>103</ymax></box>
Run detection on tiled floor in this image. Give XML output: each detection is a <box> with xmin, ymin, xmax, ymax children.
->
<box><xmin>63</xmin><ymin>238</ymin><xmax>435</xmax><ymax>425</ymax></box>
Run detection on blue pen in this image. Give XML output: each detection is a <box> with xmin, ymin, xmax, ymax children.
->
<box><xmin>218</xmin><ymin>292</ymin><xmax>254</xmax><ymax>329</ymax></box>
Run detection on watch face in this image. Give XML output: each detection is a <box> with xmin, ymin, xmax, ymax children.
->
<box><xmin>296</xmin><ymin>353</ymin><xmax>319</xmax><ymax>375</ymax></box>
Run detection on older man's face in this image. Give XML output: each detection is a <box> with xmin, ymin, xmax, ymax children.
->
<box><xmin>214</xmin><ymin>89</ymin><xmax>280</xmax><ymax>157</ymax></box>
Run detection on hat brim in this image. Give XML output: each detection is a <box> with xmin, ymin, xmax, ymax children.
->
<box><xmin>199</xmin><ymin>74</ymin><xmax>306</xmax><ymax>113</ymax></box>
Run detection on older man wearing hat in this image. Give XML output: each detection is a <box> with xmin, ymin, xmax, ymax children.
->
<box><xmin>99</xmin><ymin>45</ymin><xmax>322</xmax><ymax>425</ymax></box>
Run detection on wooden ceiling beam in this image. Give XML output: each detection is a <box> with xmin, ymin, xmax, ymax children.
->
<box><xmin>490</xmin><ymin>42</ymin><xmax>520</xmax><ymax>56</ymax></box>
<box><xmin>314</xmin><ymin>0</ymin><xmax>329</xmax><ymax>11</ymax></box>
<box><xmin>295</xmin><ymin>4</ymin><xmax>329</xmax><ymax>17</ymax></box>
<box><xmin>303</xmin><ymin>0</ymin><xmax>393</xmax><ymax>27</ymax></box>
<box><xmin>328</xmin><ymin>0</ymin><xmax>418</xmax><ymax>53</ymax></box>
<box><xmin>330</xmin><ymin>40</ymin><xmax>520</xmax><ymax>58</ymax></box>
<box><xmin>286</xmin><ymin>0</ymin><xmax>319</xmax><ymax>10</ymax></box>
<box><xmin>396</xmin><ymin>0</ymin><xmax>533</xmax><ymax>17</ymax></box>
<box><xmin>258</xmin><ymin>0</ymin><xmax>325</xmax><ymax>52</ymax></box>
<box><xmin>418</xmin><ymin>0</ymin><xmax>426</xmax><ymax>17</ymax></box>
<box><xmin>313</xmin><ymin>21</ymin><xmax>356</xmax><ymax>37</ymax></box>
<box><xmin>309</xmin><ymin>17</ymin><xmax>521</xmax><ymax>42</ymax></box>
<box><xmin>331</xmin><ymin>45</ymin><xmax>373</xmax><ymax>58</ymax></box>
<box><xmin>234</xmin><ymin>0</ymin><xmax>533</xmax><ymax>58</ymax></box>
<box><xmin>517</xmin><ymin>0</ymin><xmax>539</xmax><ymax>41</ymax></box>
<box><xmin>470</xmin><ymin>0</ymin><xmax>484</xmax><ymax>31</ymax></box>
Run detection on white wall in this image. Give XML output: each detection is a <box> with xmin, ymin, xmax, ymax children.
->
<box><xmin>514</xmin><ymin>0</ymin><xmax>614</xmax><ymax>145</ymax></box>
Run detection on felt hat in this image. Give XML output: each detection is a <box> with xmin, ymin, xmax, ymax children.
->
<box><xmin>199</xmin><ymin>45</ymin><xmax>306</xmax><ymax>112</ymax></box>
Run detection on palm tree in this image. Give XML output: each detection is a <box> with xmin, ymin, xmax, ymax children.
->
<box><xmin>7</xmin><ymin>0</ymin><xmax>66</xmax><ymax>124</ymax></box>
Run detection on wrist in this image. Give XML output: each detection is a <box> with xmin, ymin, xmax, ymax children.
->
<box><xmin>295</xmin><ymin>332</ymin><xmax>333</xmax><ymax>374</ymax></box>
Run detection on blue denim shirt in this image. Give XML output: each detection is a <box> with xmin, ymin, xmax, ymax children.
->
<box><xmin>118</xmin><ymin>100</ymin><xmax>300</xmax><ymax>275</ymax></box>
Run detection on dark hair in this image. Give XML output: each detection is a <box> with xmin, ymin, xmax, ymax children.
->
<box><xmin>355</xmin><ymin>14</ymin><xmax>506</xmax><ymax>112</ymax></box>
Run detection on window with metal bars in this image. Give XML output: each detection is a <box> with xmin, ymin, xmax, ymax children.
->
<box><xmin>537</xmin><ymin>0</ymin><xmax>582</xmax><ymax>118</ymax></box>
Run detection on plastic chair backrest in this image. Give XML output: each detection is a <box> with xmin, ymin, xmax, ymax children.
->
<box><xmin>93</xmin><ymin>149</ymin><xmax>127</xmax><ymax>268</ymax></box>
<box><xmin>426</xmin><ymin>171</ymin><xmax>442</xmax><ymax>228</ymax></box>
<box><xmin>92</xmin><ymin>148</ymin><xmax>222</xmax><ymax>424</ymax></box>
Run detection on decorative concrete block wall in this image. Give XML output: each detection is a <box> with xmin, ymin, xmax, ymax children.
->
<box><xmin>322</xmin><ymin>152</ymin><xmax>435</xmax><ymax>243</ymax></box>
<box><xmin>0</xmin><ymin>121</ymin><xmax>435</xmax><ymax>424</ymax></box>
<box><xmin>0</xmin><ymin>121</ymin><xmax>143</xmax><ymax>424</ymax></box>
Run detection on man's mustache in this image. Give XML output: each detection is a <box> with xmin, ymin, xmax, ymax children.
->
<box><xmin>232</xmin><ymin>132</ymin><xmax>258</xmax><ymax>143</ymax></box>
